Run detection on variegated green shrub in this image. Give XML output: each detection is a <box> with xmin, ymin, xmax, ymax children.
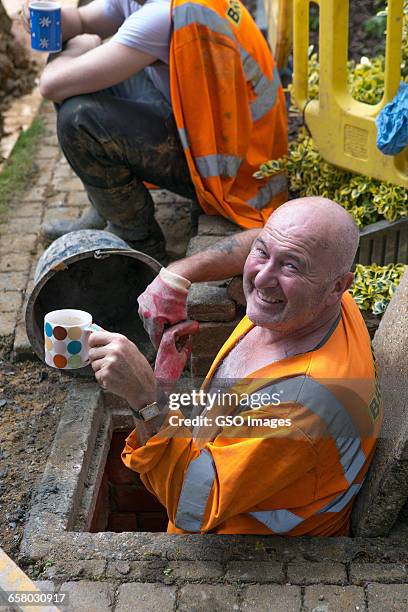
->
<box><xmin>350</xmin><ymin>263</ymin><xmax>405</xmax><ymax>314</ymax></box>
<box><xmin>255</xmin><ymin>128</ymin><xmax>408</xmax><ymax>228</ymax></box>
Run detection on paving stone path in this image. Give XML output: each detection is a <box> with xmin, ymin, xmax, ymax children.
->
<box><xmin>0</xmin><ymin>102</ymin><xmax>82</xmax><ymax>348</ymax></box>
<box><xmin>26</xmin><ymin>561</ymin><xmax>408</xmax><ymax>611</ymax></box>
<box><xmin>1</xmin><ymin>102</ymin><xmax>408</xmax><ymax>612</ymax></box>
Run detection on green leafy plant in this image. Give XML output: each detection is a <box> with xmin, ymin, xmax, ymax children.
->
<box><xmin>292</xmin><ymin>52</ymin><xmax>388</xmax><ymax>107</ymax></box>
<box><xmin>363</xmin><ymin>14</ymin><xmax>387</xmax><ymax>38</ymax></box>
<box><xmin>0</xmin><ymin>117</ymin><xmax>45</xmax><ymax>219</ymax></box>
<box><xmin>254</xmin><ymin>128</ymin><xmax>407</xmax><ymax>228</ymax></box>
<box><xmin>350</xmin><ymin>263</ymin><xmax>405</xmax><ymax>314</ymax></box>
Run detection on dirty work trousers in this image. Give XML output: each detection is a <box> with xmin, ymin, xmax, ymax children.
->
<box><xmin>56</xmin><ymin>71</ymin><xmax>197</xmax><ymax>243</ymax></box>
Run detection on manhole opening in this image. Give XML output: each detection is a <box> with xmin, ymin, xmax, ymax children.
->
<box><xmin>89</xmin><ymin>431</ymin><xmax>168</xmax><ymax>533</ymax></box>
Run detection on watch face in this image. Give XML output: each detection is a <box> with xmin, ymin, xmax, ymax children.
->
<box><xmin>141</xmin><ymin>402</ymin><xmax>160</xmax><ymax>421</ymax></box>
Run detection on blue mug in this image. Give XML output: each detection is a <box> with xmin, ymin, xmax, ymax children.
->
<box><xmin>29</xmin><ymin>1</ymin><xmax>62</xmax><ymax>53</ymax></box>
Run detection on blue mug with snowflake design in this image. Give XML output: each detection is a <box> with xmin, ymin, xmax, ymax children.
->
<box><xmin>29</xmin><ymin>1</ymin><xmax>62</xmax><ymax>53</ymax></box>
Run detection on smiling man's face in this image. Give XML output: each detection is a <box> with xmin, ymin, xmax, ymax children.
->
<box><xmin>243</xmin><ymin>214</ymin><xmax>335</xmax><ymax>333</ymax></box>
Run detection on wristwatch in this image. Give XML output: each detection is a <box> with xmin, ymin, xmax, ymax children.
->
<box><xmin>131</xmin><ymin>401</ymin><xmax>162</xmax><ymax>422</ymax></box>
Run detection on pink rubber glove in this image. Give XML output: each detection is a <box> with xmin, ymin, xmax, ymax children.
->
<box><xmin>154</xmin><ymin>320</ymin><xmax>200</xmax><ymax>384</ymax></box>
<box><xmin>137</xmin><ymin>268</ymin><xmax>192</xmax><ymax>349</ymax></box>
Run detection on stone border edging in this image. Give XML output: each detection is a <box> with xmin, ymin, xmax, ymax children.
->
<box><xmin>20</xmin><ymin>381</ymin><xmax>408</xmax><ymax>570</ymax></box>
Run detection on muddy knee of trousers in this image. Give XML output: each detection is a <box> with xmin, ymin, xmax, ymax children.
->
<box><xmin>56</xmin><ymin>95</ymin><xmax>129</xmax><ymax>188</ymax></box>
<box><xmin>56</xmin><ymin>95</ymin><xmax>98</xmax><ymax>153</ymax></box>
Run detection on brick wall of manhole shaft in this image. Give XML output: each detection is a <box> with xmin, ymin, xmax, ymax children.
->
<box><xmin>90</xmin><ymin>432</ymin><xmax>168</xmax><ymax>533</ymax></box>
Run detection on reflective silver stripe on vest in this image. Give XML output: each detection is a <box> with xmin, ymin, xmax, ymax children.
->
<box><xmin>249</xmin><ymin>377</ymin><xmax>367</xmax><ymax>485</ymax></box>
<box><xmin>175</xmin><ymin>449</ymin><xmax>215</xmax><ymax>532</ymax></box>
<box><xmin>317</xmin><ymin>483</ymin><xmax>362</xmax><ymax>514</ymax></box>
<box><xmin>195</xmin><ymin>154</ymin><xmax>243</xmax><ymax>178</ymax></box>
<box><xmin>337</xmin><ymin>436</ymin><xmax>366</xmax><ymax>485</ymax></box>
<box><xmin>250</xmin><ymin>483</ymin><xmax>362</xmax><ymax>533</ymax></box>
<box><xmin>247</xmin><ymin>173</ymin><xmax>288</xmax><ymax>210</ymax></box>
<box><xmin>178</xmin><ymin>127</ymin><xmax>189</xmax><ymax>150</ymax></box>
<box><xmin>244</xmin><ymin>377</ymin><xmax>367</xmax><ymax>533</ymax></box>
<box><xmin>240</xmin><ymin>50</ymin><xmax>281</xmax><ymax>122</ymax></box>
<box><xmin>173</xmin><ymin>5</ymin><xmax>281</xmax><ymax>124</ymax></box>
<box><xmin>249</xmin><ymin>509</ymin><xmax>304</xmax><ymax>533</ymax></box>
<box><xmin>173</xmin><ymin>3</ymin><xmax>234</xmax><ymax>41</ymax></box>
<box><xmin>252</xmin><ymin>65</ymin><xmax>281</xmax><ymax>122</ymax></box>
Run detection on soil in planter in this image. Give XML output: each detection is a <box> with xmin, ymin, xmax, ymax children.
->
<box><xmin>0</xmin><ymin>343</ymin><xmax>69</xmax><ymax>561</ymax></box>
<box><xmin>0</xmin><ymin>2</ymin><xmax>38</xmax><ymax>145</ymax></box>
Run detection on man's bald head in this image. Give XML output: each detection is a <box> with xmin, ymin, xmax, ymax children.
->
<box><xmin>243</xmin><ymin>196</ymin><xmax>359</xmax><ymax>333</ymax></box>
<box><xmin>266</xmin><ymin>197</ymin><xmax>359</xmax><ymax>279</ymax></box>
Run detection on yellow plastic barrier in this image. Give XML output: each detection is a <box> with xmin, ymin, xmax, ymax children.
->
<box><xmin>264</xmin><ymin>0</ymin><xmax>293</xmax><ymax>70</ymax></box>
<box><xmin>292</xmin><ymin>0</ymin><xmax>408</xmax><ymax>188</ymax></box>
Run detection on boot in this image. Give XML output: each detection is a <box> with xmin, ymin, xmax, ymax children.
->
<box><xmin>40</xmin><ymin>207</ymin><xmax>106</xmax><ymax>244</ymax></box>
<box><xmin>109</xmin><ymin>218</ymin><xmax>168</xmax><ymax>265</ymax></box>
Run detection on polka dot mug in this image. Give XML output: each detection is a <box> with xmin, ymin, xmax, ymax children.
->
<box><xmin>44</xmin><ymin>309</ymin><xmax>100</xmax><ymax>370</ymax></box>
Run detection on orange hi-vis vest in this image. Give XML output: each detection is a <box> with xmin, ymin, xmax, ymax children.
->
<box><xmin>122</xmin><ymin>293</ymin><xmax>382</xmax><ymax>535</ymax></box>
<box><xmin>169</xmin><ymin>0</ymin><xmax>288</xmax><ymax>229</ymax></box>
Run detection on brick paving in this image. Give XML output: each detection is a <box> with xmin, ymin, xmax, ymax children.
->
<box><xmin>0</xmin><ymin>101</ymin><xmax>82</xmax><ymax>355</ymax></box>
<box><xmin>1</xmin><ymin>102</ymin><xmax>408</xmax><ymax>612</ymax></box>
<box><xmin>28</xmin><ymin>556</ymin><xmax>408</xmax><ymax>611</ymax></box>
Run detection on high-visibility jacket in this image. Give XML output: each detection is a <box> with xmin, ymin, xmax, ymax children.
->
<box><xmin>169</xmin><ymin>0</ymin><xmax>288</xmax><ymax>229</ymax></box>
<box><xmin>122</xmin><ymin>293</ymin><xmax>382</xmax><ymax>535</ymax></box>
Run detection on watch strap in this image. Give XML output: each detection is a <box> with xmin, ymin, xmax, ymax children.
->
<box><xmin>130</xmin><ymin>401</ymin><xmax>161</xmax><ymax>422</ymax></box>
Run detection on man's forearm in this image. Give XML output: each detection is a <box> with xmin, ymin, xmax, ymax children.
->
<box><xmin>168</xmin><ymin>228</ymin><xmax>261</xmax><ymax>282</ymax></box>
<box><xmin>61</xmin><ymin>7</ymin><xmax>83</xmax><ymax>42</ymax></box>
<box><xmin>40</xmin><ymin>34</ymin><xmax>102</xmax><ymax>102</ymax></box>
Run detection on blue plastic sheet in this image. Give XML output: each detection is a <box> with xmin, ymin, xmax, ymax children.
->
<box><xmin>376</xmin><ymin>82</ymin><xmax>408</xmax><ymax>155</ymax></box>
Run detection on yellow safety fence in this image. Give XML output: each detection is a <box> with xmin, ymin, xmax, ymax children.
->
<box><xmin>291</xmin><ymin>0</ymin><xmax>408</xmax><ymax>188</ymax></box>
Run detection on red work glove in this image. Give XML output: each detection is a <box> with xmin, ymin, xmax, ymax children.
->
<box><xmin>137</xmin><ymin>268</ymin><xmax>192</xmax><ymax>349</ymax></box>
<box><xmin>154</xmin><ymin>320</ymin><xmax>200</xmax><ymax>385</ymax></box>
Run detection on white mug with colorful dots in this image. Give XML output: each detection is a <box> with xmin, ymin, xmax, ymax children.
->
<box><xmin>44</xmin><ymin>309</ymin><xmax>100</xmax><ymax>369</ymax></box>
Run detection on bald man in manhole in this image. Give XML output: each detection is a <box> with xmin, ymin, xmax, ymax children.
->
<box><xmin>88</xmin><ymin>197</ymin><xmax>383</xmax><ymax>536</ymax></box>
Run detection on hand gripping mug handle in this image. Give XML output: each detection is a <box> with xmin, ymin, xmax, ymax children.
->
<box><xmin>82</xmin><ymin>323</ymin><xmax>102</xmax><ymax>366</ymax></box>
<box><xmin>85</xmin><ymin>323</ymin><xmax>102</xmax><ymax>332</ymax></box>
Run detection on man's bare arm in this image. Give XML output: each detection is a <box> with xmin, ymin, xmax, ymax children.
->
<box><xmin>22</xmin><ymin>0</ymin><xmax>119</xmax><ymax>41</ymax></box>
<box><xmin>137</xmin><ymin>228</ymin><xmax>261</xmax><ymax>347</ymax></box>
<box><xmin>78</xmin><ymin>0</ymin><xmax>123</xmax><ymax>38</ymax></box>
<box><xmin>39</xmin><ymin>39</ymin><xmax>157</xmax><ymax>102</ymax></box>
<box><xmin>167</xmin><ymin>228</ymin><xmax>261</xmax><ymax>282</ymax></box>
<box><xmin>38</xmin><ymin>0</ymin><xmax>149</xmax><ymax>103</ymax></box>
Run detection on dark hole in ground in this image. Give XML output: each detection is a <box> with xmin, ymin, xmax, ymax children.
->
<box><xmin>30</xmin><ymin>253</ymin><xmax>158</xmax><ymax>372</ymax></box>
<box><xmin>90</xmin><ymin>431</ymin><xmax>168</xmax><ymax>533</ymax></box>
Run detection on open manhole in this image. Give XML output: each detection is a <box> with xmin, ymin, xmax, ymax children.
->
<box><xmin>20</xmin><ymin>382</ymin><xmax>176</xmax><ymax>564</ymax></box>
<box><xmin>89</xmin><ymin>432</ymin><xmax>168</xmax><ymax>533</ymax></box>
<box><xmin>67</xmin><ymin>387</ymin><xmax>172</xmax><ymax>536</ymax></box>
<box><xmin>20</xmin><ymin>380</ymin><xmax>408</xmax><ymax>570</ymax></box>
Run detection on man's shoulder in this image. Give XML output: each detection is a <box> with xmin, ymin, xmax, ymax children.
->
<box><xmin>123</xmin><ymin>0</ymin><xmax>171</xmax><ymax>28</ymax></box>
<box><xmin>339</xmin><ymin>292</ymin><xmax>374</xmax><ymax>363</ymax></box>
<box><xmin>133</xmin><ymin>0</ymin><xmax>171</xmax><ymax>13</ymax></box>
<box><xmin>114</xmin><ymin>0</ymin><xmax>170</xmax><ymax>20</ymax></box>
<box><xmin>341</xmin><ymin>292</ymin><xmax>367</xmax><ymax>330</ymax></box>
